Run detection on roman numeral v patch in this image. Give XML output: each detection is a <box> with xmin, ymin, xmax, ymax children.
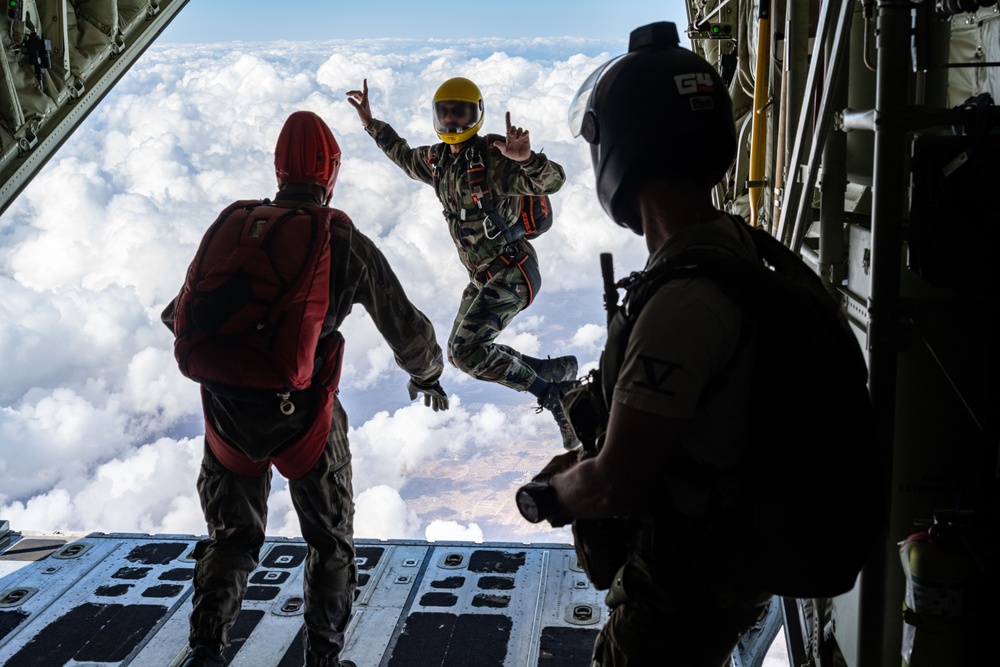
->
<box><xmin>635</xmin><ymin>355</ymin><xmax>683</xmax><ymax>395</ymax></box>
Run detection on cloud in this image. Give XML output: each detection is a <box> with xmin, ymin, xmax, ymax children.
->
<box><xmin>0</xmin><ymin>37</ymin><xmax>645</xmax><ymax>540</ymax></box>
<box><xmin>354</xmin><ymin>485</ymin><xmax>421</xmax><ymax>540</ymax></box>
<box><xmin>0</xmin><ymin>437</ymin><xmax>204</xmax><ymax>535</ymax></box>
<box><xmin>426</xmin><ymin>520</ymin><xmax>484</xmax><ymax>543</ymax></box>
<box><xmin>570</xmin><ymin>323</ymin><xmax>607</xmax><ymax>354</ymax></box>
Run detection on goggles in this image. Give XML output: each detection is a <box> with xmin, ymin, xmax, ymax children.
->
<box><xmin>435</xmin><ymin>101</ymin><xmax>475</xmax><ymax>118</ymax></box>
<box><xmin>434</xmin><ymin>100</ymin><xmax>480</xmax><ymax>128</ymax></box>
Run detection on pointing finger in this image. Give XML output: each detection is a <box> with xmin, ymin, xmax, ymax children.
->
<box><xmin>506</xmin><ymin>111</ymin><xmax>512</xmax><ymax>134</ymax></box>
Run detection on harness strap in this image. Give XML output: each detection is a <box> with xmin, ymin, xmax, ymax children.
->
<box><xmin>433</xmin><ymin>136</ymin><xmax>523</xmax><ymax>245</ymax></box>
<box><xmin>486</xmin><ymin>249</ymin><xmax>537</xmax><ymax>305</ymax></box>
<box><xmin>465</xmin><ymin>138</ymin><xmax>520</xmax><ymax>245</ymax></box>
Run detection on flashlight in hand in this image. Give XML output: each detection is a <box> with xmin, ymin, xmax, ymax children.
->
<box><xmin>515</xmin><ymin>476</ymin><xmax>559</xmax><ymax>524</ymax></box>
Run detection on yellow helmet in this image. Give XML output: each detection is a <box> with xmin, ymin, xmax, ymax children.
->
<box><xmin>432</xmin><ymin>77</ymin><xmax>484</xmax><ymax>144</ymax></box>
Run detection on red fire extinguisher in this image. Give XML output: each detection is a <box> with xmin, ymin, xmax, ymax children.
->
<box><xmin>899</xmin><ymin>516</ymin><xmax>978</xmax><ymax>666</ymax></box>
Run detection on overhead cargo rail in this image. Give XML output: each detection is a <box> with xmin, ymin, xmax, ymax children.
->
<box><xmin>0</xmin><ymin>0</ymin><xmax>190</xmax><ymax>216</ymax></box>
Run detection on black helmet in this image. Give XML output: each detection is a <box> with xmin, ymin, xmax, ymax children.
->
<box><xmin>568</xmin><ymin>22</ymin><xmax>736</xmax><ymax>234</ymax></box>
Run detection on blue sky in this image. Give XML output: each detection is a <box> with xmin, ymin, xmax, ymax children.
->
<box><xmin>161</xmin><ymin>0</ymin><xmax>690</xmax><ymax>44</ymax></box>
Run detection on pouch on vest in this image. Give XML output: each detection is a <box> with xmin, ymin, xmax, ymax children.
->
<box><xmin>572</xmin><ymin>517</ymin><xmax>630</xmax><ymax>591</ymax></box>
<box><xmin>561</xmin><ymin>373</ymin><xmax>627</xmax><ymax>591</ymax></box>
<box><xmin>570</xmin><ymin>442</ymin><xmax>631</xmax><ymax>594</ymax></box>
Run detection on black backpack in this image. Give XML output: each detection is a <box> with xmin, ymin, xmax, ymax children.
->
<box><xmin>581</xmin><ymin>216</ymin><xmax>885</xmax><ymax>598</ymax></box>
<box><xmin>433</xmin><ymin>134</ymin><xmax>553</xmax><ymax>245</ymax></box>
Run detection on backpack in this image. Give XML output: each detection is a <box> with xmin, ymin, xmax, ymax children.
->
<box><xmin>433</xmin><ymin>134</ymin><xmax>554</xmax><ymax>245</ymax></box>
<box><xmin>568</xmin><ymin>216</ymin><xmax>885</xmax><ymax>598</ymax></box>
<box><xmin>172</xmin><ymin>200</ymin><xmax>349</xmax><ymax>407</ymax></box>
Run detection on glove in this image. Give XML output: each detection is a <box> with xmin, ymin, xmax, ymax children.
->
<box><xmin>522</xmin><ymin>450</ymin><xmax>580</xmax><ymax>528</ymax></box>
<box><xmin>407</xmin><ymin>379</ymin><xmax>449</xmax><ymax>412</ymax></box>
<box><xmin>535</xmin><ymin>450</ymin><xmax>582</xmax><ymax>481</ymax></box>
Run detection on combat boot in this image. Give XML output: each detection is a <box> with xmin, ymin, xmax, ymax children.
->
<box><xmin>179</xmin><ymin>640</ymin><xmax>225</xmax><ymax>667</ymax></box>
<box><xmin>496</xmin><ymin>345</ymin><xmax>579</xmax><ymax>384</ymax></box>
<box><xmin>527</xmin><ymin>354</ymin><xmax>579</xmax><ymax>383</ymax></box>
<box><xmin>305</xmin><ymin>658</ymin><xmax>356</xmax><ymax>667</ymax></box>
<box><xmin>538</xmin><ymin>380</ymin><xmax>580</xmax><ymax>450</ymax></box>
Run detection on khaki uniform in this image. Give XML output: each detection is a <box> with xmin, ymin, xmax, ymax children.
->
<box><xmin>163</xmin><ymin>192</ymin><xmax>443</xmax><ymax>666</ymax></box>
<box><xmin>593</xmin><ymin>216</ymin><xmax>770</xmax><ymax>666</ymax></box>
<box><xmin>365</xmin><ymin>119</ymin><xmax>565</xmax><ymax>391</ymax></box>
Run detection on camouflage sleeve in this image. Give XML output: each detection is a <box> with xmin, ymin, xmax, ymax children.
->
<box><xmin>365</xmin><ymin>118</ymin><xmax>436</xmax><ymax>186</ymax></box>
<box><xmin>492</xmin><ymin>148</ymin><xmax>566</xmax><ymax>197</ymax></box>
<box><xmin>349</xmin><ymin>229</ymin><xmax>444</xmax><ymax>385</ymax></box>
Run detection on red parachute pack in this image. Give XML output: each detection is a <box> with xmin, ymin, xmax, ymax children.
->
<box><xmin>173</xmin><ymin>200</ymin><xmax>349</xmax><ymax>399</ymax></box>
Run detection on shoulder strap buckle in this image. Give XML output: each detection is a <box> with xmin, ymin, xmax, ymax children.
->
<box><xmin>471</xmin><ymin>185</ymin><xmax>486</xmax><ymax>209</ymax></box>
<box><xmin>465</xmin><ymin>141</ymin><xmax>485</xmax><ymax>169</ymax></box>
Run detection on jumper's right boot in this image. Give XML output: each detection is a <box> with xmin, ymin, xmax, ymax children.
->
<box><xmin>497</xmin><ymin>345</ymin><xmax>579</xmax><ymax>384</ymax></box>
<box><xmin>180</xmin><ymin>641</ymin><xmax>225</xmax><ymax>667</ymax></box>
<box><xmin>538</xmin><ymin>380</ymin><xmax>581</xmax><ymax>451</ymax></box>
<box><xmin>527</xmin><ymin>354</ymin><xmax>579</xmax><ymax>384</ymax></box>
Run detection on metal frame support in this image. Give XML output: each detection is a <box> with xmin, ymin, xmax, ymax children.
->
<box><xmin>865</xmin><ymin>0</ymin><xmax>911</xmax><ymax>663</ymax></box>
<box><xmin>777</xmin><ymin>0</ymin><xmax>855</xmax><ymax>253</ymax></box>
<box><xmin>0</xmin><ymin>0</ymin><xmax>191</xmax><ymax>216</ymax></box>
<box><xmin>818</xmin><ymin>7</ymin><xmax>850</xmax><ymax>291</ymax></box>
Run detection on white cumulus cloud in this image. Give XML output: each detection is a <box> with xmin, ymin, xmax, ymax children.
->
<box><xmin>0</xmin><ymin>37</ymin><xmax>647</xmax><ymax>543</ymax></box>
<box><xmin>426</xmin><ymin>520</ymin><xmax>484</xmax><ymax>543</ymax></box>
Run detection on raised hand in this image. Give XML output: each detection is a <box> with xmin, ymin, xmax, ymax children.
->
<box><xmin>346</xmin><ymin>78</ymin><xmax>373</xmax><ymax>128</ymax></box>
<box><xmin>495</xmin><ymin>111</ymin><xmax>531</xmax><ymax>162</ymax></box>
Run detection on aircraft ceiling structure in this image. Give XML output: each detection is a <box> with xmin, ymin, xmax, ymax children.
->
<box><xmin>0</xmin><ymin>0</ymin><xmax>190</xmax><ymax>216</ymax></box>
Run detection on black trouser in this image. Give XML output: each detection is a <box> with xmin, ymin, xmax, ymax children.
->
<box><xmin>190</xmin><ymin>399</ymin><xmax>357</xmax><ymax>666</ymax></box>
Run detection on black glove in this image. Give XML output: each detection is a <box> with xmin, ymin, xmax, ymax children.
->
<box><xmin>536</xmin><ymin>450</ymin><xmax>581</xmax><ymax>478</ymax></box>
<box><xmin>407</xmin><ymin>379</ymin><xmax>449</xmax><ymax>412</ymax></box>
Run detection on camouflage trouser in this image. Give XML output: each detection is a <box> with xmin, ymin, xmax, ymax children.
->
<box><xmin>190</xmin><ymin>398</ymin><xmax>357</xmax><ymax>667</ymax></box>
<box><xmin>590</xmin><ymin>559</ymin><xmax>768</xmax><ymax>666</ymax></box>
<box><xmin>447</xmin><ymin>252</ymin><xmax>540</xmax><ymax>392</ymax></box>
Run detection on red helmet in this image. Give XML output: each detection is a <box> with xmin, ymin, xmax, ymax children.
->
<box><xmin>274</xmin><ymin>111</ymin><xmax>341</xmax><ymax>201</ymax></box>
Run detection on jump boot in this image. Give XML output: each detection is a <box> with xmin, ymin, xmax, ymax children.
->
<box><xmin>179</xmin><ymin>641</ymin><xmax>224</xmax><ymax>667</ymax></box>
<box><xmin>538</xmin><ymin>379</ymin><xmax>581</xmax><ymax>450</ymax></box>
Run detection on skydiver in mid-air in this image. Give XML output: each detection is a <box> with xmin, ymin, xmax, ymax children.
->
<box><xmin>347</xmin><ymin>76</ymin><xmax>580</xmax><ymax>450</ymax></box>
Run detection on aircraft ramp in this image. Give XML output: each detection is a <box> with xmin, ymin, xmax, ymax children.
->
<box><xmin>0</xmin><ymin>529</ymin><xmax>606</xmax><ymax>666</ymax></box>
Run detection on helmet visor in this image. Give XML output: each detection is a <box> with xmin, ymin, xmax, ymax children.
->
<box><xmin>433</xmin><ymin>100</ymin><xmax>482</xmax><ymax>135</ymax></box>
<box><xmin>568</xmin><ymin>55</ymin><xmax>624</xmax><ymax>137</ymax></box>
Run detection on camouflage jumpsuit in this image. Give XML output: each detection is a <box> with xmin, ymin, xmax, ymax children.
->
<box><xmin>365</xmin><ymin>119</ymin><xmax>566</xmax><ymax>392</ymax></box>
<box><xmin>163</xmin><ymin>190</ymin><xmax>443</xmax><ymax>666</ymax></box>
